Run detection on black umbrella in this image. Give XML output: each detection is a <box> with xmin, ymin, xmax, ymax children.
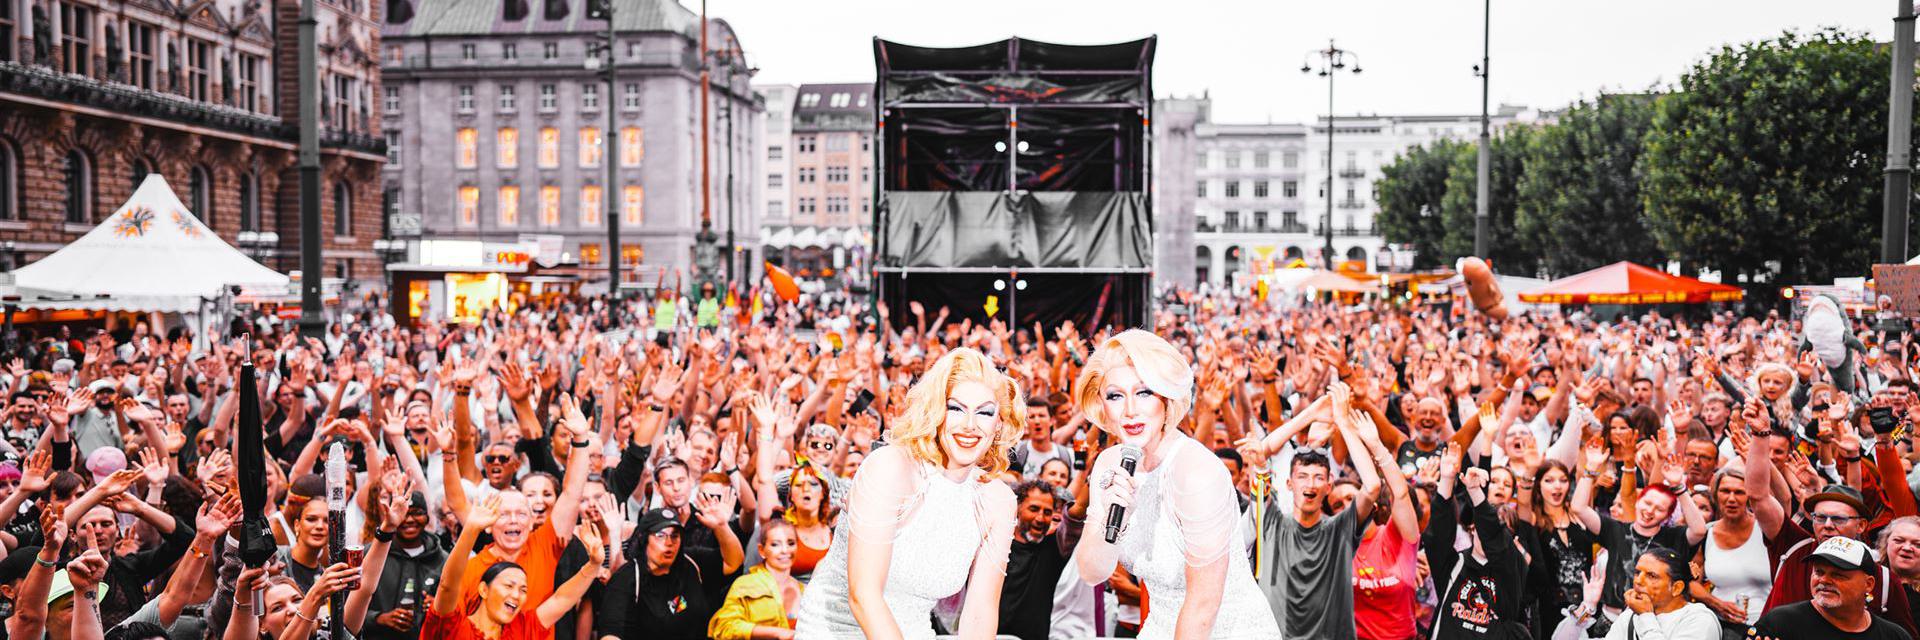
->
<box><xmin>236</xmin><ymin>348</ymin><xmax>276</xmax><ymax>568</ymax></box>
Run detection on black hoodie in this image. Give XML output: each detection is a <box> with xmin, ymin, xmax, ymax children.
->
<box><xmin>1422</xmin><ymin>488</ymin><xmax>1532</xmax><ymax>640</ymax></box>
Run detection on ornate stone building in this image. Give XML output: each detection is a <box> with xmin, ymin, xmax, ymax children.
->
<box><xmin>0</xmin><ymin>0</ymin><xmax>387</xmax><ymax>280</ymax></box>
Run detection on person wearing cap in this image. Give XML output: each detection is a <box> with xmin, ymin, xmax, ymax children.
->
<box><xmin>71</xmin><ymin>380</ymin><xmax>121</xmax><ymax>456</ymax></box>
<box><xmin>594</xmin><ymin>506</ymin><xmax>724</xmax><ymax>639</ymax></box>
<box><xmin>364</xmin><ymin>491</ymin><xmax>448</xmax><ymax>640</ymax></box>
<box><xmin>1755</xmin><ymin>537</ymin><xmax>1914</xmax><ymax>640</ymax></box>
<box><xmin>1747</xmin><ymin>422</ymin><xmax>1920</xmax><ymax>638</ymax></box>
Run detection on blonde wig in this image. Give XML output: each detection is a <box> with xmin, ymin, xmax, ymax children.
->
<box><xmin>1073</xmin><ymin>329</ymin><xmax>1195</xmax><ymax>434</ymax></box>
<box><xmin>889</xmin><ymin>347</ymin><xmax>1024</xmax><ymax>480</ymax></box>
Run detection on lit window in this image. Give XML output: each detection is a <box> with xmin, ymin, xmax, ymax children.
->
<box><xmin>538</xmin><ymin>128</ymin><xmax>558</xmax><ymax>168</ymax></box>
<box><xmin>620</xmin><ymin>244</ymin><xmax>643</xmax><ymax>267</ymax></box>
<box><xmin>497</xmin><ymin>186</ymin><xmax>519</xmax><ymax>226</ymax></box>
<box><xmin>497</xmin><ymin>128</ymin><xmax>518</xmax><ymax>168</ymax></box>
<box><xmin>579</xmin><ymin>127</ymin><xmax>602</xmax><ymax>167</ymax></box>
<box><xmin>579</xmin><ymin>185</ymin><xmax>602</xmax><ymax>225</ymax></box>
<box><xmin>539</xmin><ymin>186</ymin><xmax>559</xmax><ymax>226</ymax></box>
<box><xmin>622</xmin><ymin>185</ymin><xmax>642</xmax><ymax>224</ymax></box>
<box><xmin>456</xmin><ymin>128</ymin><xmax>477</xmax><ymax>168</ymax></box>
<box><xmin>620</xmin><ymin>127</ymin><xmax>643</xmax><ymax>167</ymax></box>
<box><xmin>579</xmin><ymin>243</ymin><xmax>602</xmax><ymax>265</ymax></box>
<box><xmin>457</xmin><ymin>186</ymin><xmax>479</xmax><ymax>226</ymax></box>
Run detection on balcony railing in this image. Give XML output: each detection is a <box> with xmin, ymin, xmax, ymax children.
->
<box><xmin>1314</xmin><ymin>225</ymin><xmax>1374</xmax><ymax>237</ymax></box>
<box><xmin>320</xmin><ymin>129</ymin><xmax>387</xmax><ymax>156</ymax></box>
<box><xmin>385</xmin><ymin>51</ymin><xmax>696</xmax><ymax>73</ymax></box>
<box><xmin>0</xmin><ymin>62</ymin><xmax>283</xmax><ymax>140</ymax></box>
<box><xmin>1196</xmin><ymin>221</ymin><xmax>1218</xmax><ymax>233</ymax></box>
<box><xmin>1338</xmin><ymin>199</ymin><xmax>1367</xmax><ymax>210</ymax></box>
<box><xmin>1277</xmin><ymin>222</ymin><xmax>1308</xmax><ymax>234</ymax></box>
<box><xmin>1338</xmin><ymin>166</ymin><xmax>1366</xmax><ymax>178</ymax></box>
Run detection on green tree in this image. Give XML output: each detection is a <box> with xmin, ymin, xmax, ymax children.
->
<box><xmin>1516</xmin><ymin>93</ymin><xmax>1663</xmax><ymax>278</ymax></box>
<box><xmin>1376</xmin><ymin>139</ymin><xmax>1465</xmax><ymax>269</ymax></box>
<box><xmin>1639</xmin><ymin>29</ymin><xmax>1919</xmax><ymax>284</ymax></box>
<box><xmin>1440</xmin><ymin>126</ymin><xmax>1538</xmax><ymax>275</ymax></box>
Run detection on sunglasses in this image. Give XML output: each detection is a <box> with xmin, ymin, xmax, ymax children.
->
<box><xmin>808</xmin><ymin>441</ymin><xmax>835</xmax><ymax>451</ymax></box>
<box><xmin>485</xmin><ymin>455</ymin><xmax>513</xmax><ymax>464</ymax></box>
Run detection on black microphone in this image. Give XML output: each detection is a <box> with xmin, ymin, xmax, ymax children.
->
<box><xmin>1104</xmin><ymin>444</ymin><xmax>1143</xmax><ymax>544</ymax></box>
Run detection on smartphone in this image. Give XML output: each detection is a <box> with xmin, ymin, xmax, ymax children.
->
<box><xmin>848</xmin><ymin>389</ymin><xmax>876</xmax><ymax>416</ymax></box>
<box><xmin>1871</xmin><ymin>406</ymin><xmax>1899</xmax><ymax>435</ymax></box>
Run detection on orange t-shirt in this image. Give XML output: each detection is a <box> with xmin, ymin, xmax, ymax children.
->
<box><xmin>423</xmin><ymin>606</ymin><xmax>550</xmax><ymax>640</ymax></box>
<box><xmin>460</xmin><ymin>519</ymin><xmax>566</xmax><ymax>613</ymax></box>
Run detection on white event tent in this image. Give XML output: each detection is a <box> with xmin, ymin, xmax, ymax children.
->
<box><xmin>10</xmin><ymin>174</ymin><xmax>288</xmax><ymax>313</ymax></box>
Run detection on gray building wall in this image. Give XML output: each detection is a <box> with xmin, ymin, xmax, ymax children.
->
<box><xmin>382</xmin><ymin>2</ymin><xmax>762</xmax><ymax>282</ymax></box>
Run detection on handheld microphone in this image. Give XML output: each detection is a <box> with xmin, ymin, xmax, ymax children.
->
<box><xmin>1104</xmin><ymin>444</ymin><xmax>1143</xmax><ymax>544</ymax></box>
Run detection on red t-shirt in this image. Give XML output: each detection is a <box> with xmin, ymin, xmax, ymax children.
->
<box><xmin>422</xmin><ymin>607</ymin><xmax>550</xmax><ymax>640</ymax></box>
<box><xmin>1352</xmin><ymin>519</ymin><xmax>1420</xmax><ymax>640</ymax></box>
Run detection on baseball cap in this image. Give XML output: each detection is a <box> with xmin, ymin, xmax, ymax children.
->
<box><xmin>47</xmin><ymin>569</ymin><xmax>107</xmax><ymax>604</ymax></box>
<box><xmin>1805</xmin><ymin>485</ymin><xmax>1871</xmax><ymax>517</ymax></box>
<box><xmin>638</xmin><ymin>508</ymin><xmax>682</xmax><ymax>536</ymax></box>
<box><xmin>0</xmin><ymin>547</ymin><xmax>40</xmax><ymax>584</ymax></box>
<box><xmin>1807</xmin><ymin>536</ymin><xmax>1879</xmax><ymax>574</ymax></box>
<box><xmin>84</xmin><ymin>448</ymin><xmax>126</xmax><ymax>483</ymax></box>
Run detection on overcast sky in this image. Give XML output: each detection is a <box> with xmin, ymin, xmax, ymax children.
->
<box><xmin>718</xmin><ymin>0</ymin><xmax>1894</xmax><ymax>123</ymax></box>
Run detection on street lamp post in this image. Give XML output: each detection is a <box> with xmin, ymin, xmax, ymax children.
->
<box><xmin>1885</xmin><ymin>0</ymin><xmax>1915</xmax><ymax>264</ymax></box>
<box><xmin>588</xmin><ymin>0</ymin><xmax>621</xmax><ymax>299</ymax></box>
<box><xmin>296</xmin><ymin>0</ymin><xmax>323</xmax><ymax>338</ymax></box>
<box><xmin>1472</xmin><ymin>0</ymin><xmax>1491</xmax><ymax>259</ymax></box>
<box><xmin>1302</xmin><ymin>41</ymin><xmax>1361</xmax><ymax>270</ymax></box>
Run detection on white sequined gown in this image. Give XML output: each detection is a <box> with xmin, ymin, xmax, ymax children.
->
<box><xmin>1114</xmin><ymin>437</ymin><xmax>1281</xmax><ymax>639</ymax></box>
<box><xmin>793</xmin><ymin>463</ymin><xmax>983</xmax><ymax>640</ymax></box>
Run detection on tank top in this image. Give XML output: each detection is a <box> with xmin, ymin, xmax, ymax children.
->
<box><xmin>1703</xmin><ymin>520</ymin><xmax>1771</xmax><ymax>625</ymax></box>
<box><xmin>790</xmin><ymin>526</ymin><xmax>831</xmax><ymax>577</ymax></box>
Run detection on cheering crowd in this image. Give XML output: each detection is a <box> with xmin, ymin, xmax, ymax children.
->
<box><xmin>0</xmin><ymin>286</ymin><xmax>1914</xmax><ymax>640</ymax></box>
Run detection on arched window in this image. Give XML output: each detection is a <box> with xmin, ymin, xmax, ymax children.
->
<box><xmin>239</xmin><ymin>171</ymin><xmax>258</xmax><ymax>232</ymax></box>
<box><xmin>1345</xmin><ymin>246</ymin><xmax>1368</xmax><ymax>264</ymax></box>
<box><xmin>333</xmin><ymin>180</ymin><xmax>352</xmax><ymax>236</ymax></box>
<box><xmin>63</xmin><ymin>150</ymin><xmax>92</xmax><ymax>223</ymax></box>
<box><xmin>1224</xmin><ymin>245</ymin><xmax>1242</xmax><ymax>276</ymax></box>
<box><xmin>129</xmin><ymin>158</ymin><xmax>153</xmax><ymax>194</ymax></box>
<box><xmin>1283</xmin><ymin>246</ymin><xmax>1303</xmax><ymax>261</ymax></box>
<box><xmin>190</xmin><ymin>165</ymin><xmax>213</xmax><ymax>225</ymax></box>
<box><xmin>1194</xmin><ymin>245</ymin><xmax>1211</xmax><ymax>284</ymax></box>
<box><xmin>0</xmin><ymin>140</ymin><xmax>17</xmax><ymax>221</ymax></box>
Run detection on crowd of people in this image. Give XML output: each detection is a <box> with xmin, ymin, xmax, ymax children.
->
<box><xmin>0</xmin><ymin>285</ymin><xmax>1914</xmax><ymax>640</ymax></box>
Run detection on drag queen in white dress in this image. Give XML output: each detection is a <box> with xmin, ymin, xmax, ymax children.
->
<box><xmin>793</xmin><ymin>347</ymin><xmax>1020</xmax><ymax>640</ymax></box>
<box><xmin>1070</xmin><ymin>330</ymin><xmax>1281</xmax><ymax>639</ymax></box>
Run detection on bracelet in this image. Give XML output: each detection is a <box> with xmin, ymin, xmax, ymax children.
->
<box><xmin>571</xmin><ymin>439</ymin><xmax>590</xmax><ymax>448</ymax></box>
<box><xmin>373</xmin><ymin>528</ymin><xmax>396</xmax><ymax>543</ymax></box>
<box><xmin>234</xmin><ymin>600</ymin><xmax>253</xmax><ymax>612</ymax></box>
<box><xmin>189</xmin><ymin>546</ymin><xmax>210</xmax><ymax>559</ymax></box>
<box><xmin>34</xmin><ymin>555</ymin><xmax>57</xmax><ymax>568</ymax></box>
<box><xmin>292</xmin><ymin>607</ymin><xmax>318</xmax><ymax>623</ymax></box>
<box><xmin>1582</xmin><ymin>469</ymin><xmax>1600</xmax><ymax>478</ymax></box>
<box><xmin>650</xmin><ymin>404</ymin><xmax>667</xmax><ymax>412</ymax></box>
<box><xmin>1845</xmin><ymin>454</ymin><xmax>1863</xmax><ymax>462</ymax></box>
<box><xmin>1622</xmin><ymin>467</ymin><xmax>1637</xmax><ymax>474</ymax></box>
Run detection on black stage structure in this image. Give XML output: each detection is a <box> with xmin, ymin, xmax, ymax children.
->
<box><xmin>872</xmin><ymin>36</ymin><xmax>1156</xmax><ymax>332</ymax></box>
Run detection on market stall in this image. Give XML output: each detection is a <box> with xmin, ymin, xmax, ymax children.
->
<box><xmin>1519</xmin><ymin>261</ymin><xmax>1743</xmax><ymax>305</ymax></box>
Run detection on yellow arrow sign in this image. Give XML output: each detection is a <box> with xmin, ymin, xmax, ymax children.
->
<box><xmin>984</xmin><ymin>295</ymin><xmax>1000</xmax><ymax>317</ymax></box>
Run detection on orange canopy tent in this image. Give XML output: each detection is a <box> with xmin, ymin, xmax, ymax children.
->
<box><xmin>1519</xmin><ymin>261</ymin><xmax>1744</xmax><ymax>305</ymax></box>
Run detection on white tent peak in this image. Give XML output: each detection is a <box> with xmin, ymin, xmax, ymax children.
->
<box><xmin>10</xmin><ymin>174</ymin><xmax>288</xmax><ymax>312</ymax></box>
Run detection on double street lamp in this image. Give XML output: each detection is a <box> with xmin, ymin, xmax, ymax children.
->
<box><xmin>1302</xmin><ymin>41</ymin><xmax>1361</xmax><ymax>270</ymax></box>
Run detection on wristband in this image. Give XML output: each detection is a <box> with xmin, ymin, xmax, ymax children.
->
<box><xmin>571</xmin><ymin>439</ymin><xmax>590</xmax><ymax>449</ymax></box>
<box><xmin>34</xmin><ymin>555</ymin><xmax>56</xmax><ymax>568</ymax></box>
<box><xmin>1582</xmin><ymin>469</ymin><xmax>1601</xmax><ymax>478</ymax></box>
<box><xmin>649</xmin><ymin>404</ymin><xmax>667</xmax><ymax>412</ymax></box>
<box><xmin>373</xmin><ymin>528</ymin><xmax>396</xmax><ymax>543</ymax></box>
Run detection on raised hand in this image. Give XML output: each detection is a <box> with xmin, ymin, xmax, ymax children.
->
<box><xmin>136</xmin><ymin>446</ymin><xmax>169</xmax><ymax>487</ymax></box>
<box><xmin>467</xmin><ymin>494</ymin><xmax>504</xmax><ymax>531</ymax></box>
<box><xmin>1582</xmin><ymin>437</ymin><xmax>1608</xmax><ymax>473</ymax></box>
<box><xmin>18</xmin><ymin>449</ymin><xmax>51</xmax><ymax>495</ymax></box>
<box><xmin>196</xmin><ymin>492</ymin><xmax>244</xmax><ymax>538</ymax></box>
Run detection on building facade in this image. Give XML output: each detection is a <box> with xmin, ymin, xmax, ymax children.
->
<box><xmin>1157</xmin><ymin>96</ymin><xmax>1532</xmax><ymax>288</ymax></box>
<box><xmin>758</xmin><ymin>81</ymin><xmax>871</xmax><ymax>286</ymax></box>
<box><xmin>0</xmin><ymin>0</ymin><xmax>386</xmax><ymax>279</ymax></box>
<box><xmin>380</xmin><ymin>0</ymin><xmax>762</xmax><ymax>284</ymax></box>
<box><xmin>756</xmin><ymin>82</ymin><xmax>792</xmax><ymax>230</ymax></box>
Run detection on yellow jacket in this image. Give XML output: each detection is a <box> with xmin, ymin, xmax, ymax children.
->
<box><xmin>708</xmin><ymin>565</ymin><xmax>799</xmax><ymax>640</ymax></box>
